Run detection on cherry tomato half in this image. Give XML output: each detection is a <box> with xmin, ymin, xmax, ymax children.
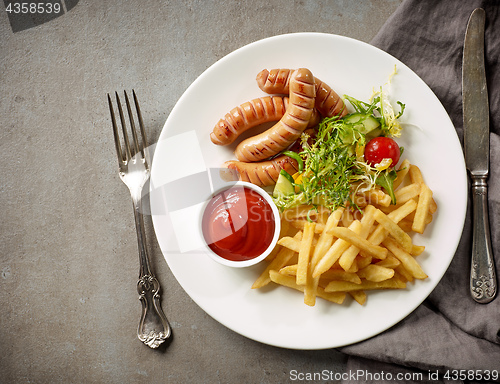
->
<box><xmin>364</xmin><ymin>137</ymin><xmax>401</xmax><ymax>167</ymax></box>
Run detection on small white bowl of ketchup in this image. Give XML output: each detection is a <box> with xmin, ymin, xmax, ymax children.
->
<box><xmin>201</xmin><ymin>181</ymin><xmax>281</xmax><ymax>268</ymax></box>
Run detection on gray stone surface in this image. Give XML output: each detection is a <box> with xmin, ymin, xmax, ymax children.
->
<box><xmin>0</xmin><ymin>1</ymin><xmax>402</xmax><ymax>383</ymax></box>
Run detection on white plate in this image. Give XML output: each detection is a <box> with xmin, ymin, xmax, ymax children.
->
<box><xmin>149</xmin><ymin>33</ymin><xmax>467</xmax><ymax>349</ymax></box>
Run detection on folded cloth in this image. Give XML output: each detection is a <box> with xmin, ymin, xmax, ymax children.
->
<box><xmin>340</xmin><ymin>0</ymin><xmax>500</xmax><ymax>381</ymax></box>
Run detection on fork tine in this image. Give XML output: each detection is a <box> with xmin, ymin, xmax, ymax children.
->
<box><xmin>115</xmin><ymin>92</ymin><xmax>132</xmax><ymax>161</ymax></box>
<box><xmin>133</xmin><ymin>90</ymin><xmax>148</xmax><ymax>159</ymax></box>
<box><xmin>124</xmin><ymin>90</ymin><xmax>141</xmax><ymax>158</ymax></box>
<box><xmin>108</xmin><ymin>93</ymin><xmax>124</xmax><ymax>164</ymax></box>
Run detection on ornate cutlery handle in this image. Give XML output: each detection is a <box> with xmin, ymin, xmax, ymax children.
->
<box><xmin>133</xmin><ymin>196</ymin><xmax>171</xmax><ymax>348</ymax></box>
<box><xmin>137</xmin><ymin>274</ymin><xmax>171</xmax><ymax>348</ymax></box>
<box><xmin>470</xmin><ymin>176</ymin><xmax>497</xmax><ymax>303</ymax></box>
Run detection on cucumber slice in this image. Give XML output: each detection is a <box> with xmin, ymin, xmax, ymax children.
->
<box><xmin>273</xmin><ymin>170</ymin><xmax>295</xmax><ymax>198</ymax></box>
<box><xmin>340</xmin><ymin>113</ymin><xmax>381</xmax><ymax>144</ymax></box>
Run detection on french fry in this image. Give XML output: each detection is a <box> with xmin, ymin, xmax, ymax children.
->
<box><xmin>365</xmin><ymin>188</ymin><xmax>392</xmax><ymax>207</ymax></box>
<box><xmin>366</xmin><ymin>199</ymin><xmax>417</xmax><ymax>247</ymax></box>
<box><xmin>383</xmin><ymin>238</ymin><xmax>427</xmax><ymax>279</ymax></box>
<box><xmin>394</xmin><ymin>264</ymin><xmax>413</xmax><ymax>283</ymax></box>
<box><xmin>404</xmin><ymin>210</ymin><xmax>433</xmax><ymax>225</ymax></box>
<box><xmin>278</xmin><ymin>264</ymin><xmax>297</xmax><ymax>276</ymax></box>
<box><xmin>351</xmin><ymin>193</ymin><xmax>369</xmax><ymax>208</ymax></box>
<box><xmin>252</xmin><ymin>232</ymin><xmax>302</xmax><ymax>289</ymax></box>
<box><xmin>393</xmin><ymin>158</ymin><xmax>411</xmax><ymax>189</ymax></box>
<box><xmin>356</xmin><ymin>254</ymin><xmax>373</xmax><ymax>270</ymax></box>
<box><xmin>344</xmin><ymin>259</ymin><xmax>358</xmax><ymax>273</ymax></box>
<box><xmin>313</xmin><ymin>220</ymin><xmax>363</xmax><ymax>278</ymax></box>
<box><xmin>311</xmin><ymin>207</ymin><xmax>344</xmax><ymax>266</ymax></box>
<box><xmin>319</xmin><ymin>269</ymin><xmax>362</xmax><ymax>284</ymax></box>
<box><xmin>375</xmin><ymin>255</ymin><xmax>401</xmax><ymax>269</ymax></box>
<box><xmin>277</xmin><ymin>232</ymin><xmax>303</xmax><ymax>253</ymax></box>
<box><xmin>388</xmin><ymin>199</ymin><xmax>418</xmax><ymax>222</ymax></box>
<box><xmin>411</xmin><ymin>244</ymin><xmax>425</xmax><ymax>256</ymax></box>
<box><xmin>409</xmin><ymin>164</ymin><xmax>424</xmax><ymax>184</ymax></box>
<box><xmin>290</xmin><ymin>220</ymin><xmax>325</xmax><ymax>233</ymax></box>
<box><xmin>296</xmin><ymin>222</ymin><xmax>315</xmax><ymax>286</ymax></box>
<box><xmin>280</xmin><ymin>264</ymin><xmax>364</xmax><ymax>287</ymax></box>
<box><xmin>305</xmin><ymin>207</ymin><xmax>344</xmax><ymax>306</ymax></box>
<box><xmin>373</xmin><ymin>208</ymin><xmax>413</xmax><ymax>253</ymax></box>
<box><xmin>342</xmin><ymin>208</ymin><xmax>354</xmax><ymax>227</ymax></box>
<box><xmin>397</xmin><ymin>219</ymin><xmax>413</xmax><ymax>233</ymax></box>
<box><xmin>324</xmin><ymin>277</ymin><xmax>406</xmax><ymax>293</ymax></box>
<box><xmin>337</xmin><ymin>205</ymin><xmax>377</xmax><ymax>270</ymax></box>
<box><xmin>412</xmin><ymin>182</ymin><xmax>433</xmax><ymax>234</ymax></box>
<box><xmin>329</xmin><ymin>226</ymin><xmax>388</xmax><ymax>261</ymax></box>
<box><xmin>269</xmin><ymin>270</ymin><xmax>346</xmax><ymax>304</ymax></box>
<box><xmin>349</xmin><ymin>290</ymin><xmax>367</xmax><ymax>305</ymax></box>
<box><xmin>429</xmin><ymin>197</ymin><xmax>438</xmax><ymax>214</ymax></box>
<box><xmin>357</xmin><ymin>264</ymin><xmax>395</xmax><ymax>282</ymax></box>
<box><xmin>394</xmin><ymin>183</ymin><xmax>421</xmax><ymax>204</ymax></box>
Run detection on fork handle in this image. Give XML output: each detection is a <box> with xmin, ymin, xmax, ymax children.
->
<box><xmin>132</xmin><ymin>198</ymin><xmax>172</xmax><ymax>348</ymax></box>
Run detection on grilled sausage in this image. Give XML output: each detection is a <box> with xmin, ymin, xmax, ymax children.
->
<box><xmin>224</xmin><ymin>154</ymin><xmax>299</xmax><ymax>187</ymax></box>
<box><xmin>256</xmin><ymin>68</ymin><xmax>348</xmax><ymax>119</ymax></box>
<box><xmin>211</xmin><ymin>96</ymin><xmax>319</xmax><ymax>146</ymax></box>
<box><xmin>234</xmin><ymin>68</ymin><xmax>316</xmax><ymax>162</ymax></box>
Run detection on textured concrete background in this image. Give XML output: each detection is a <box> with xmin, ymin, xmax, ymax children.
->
<box><xmin>0</xmin><ymin>1</ymin><xmax>402</xmax><ymax>383</ymax></box>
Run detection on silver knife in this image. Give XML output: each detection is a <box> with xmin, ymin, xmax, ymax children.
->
<box><xmin>462</xmin><ymin>8</ymin><xmax>497</xmax><ymax>303</ymax></box>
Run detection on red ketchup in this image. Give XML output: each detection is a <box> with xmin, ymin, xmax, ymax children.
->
<box><xmin>202</xmin><ymin>186</ymin><xmax>276</xmax><ymax>262</ymax></box>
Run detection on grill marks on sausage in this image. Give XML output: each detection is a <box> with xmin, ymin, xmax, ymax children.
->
<box><xmin>225</xmin><ymin>155</ymin><xmax>299</xmax><ymax>187</ymax></box>
<box><xmin>256</xmin><ymin>68</ymin><xmax>347</xmax><ymax>119</ymax></box>
<box><xmin>314</xmin><ymin>79</ymin><xmax>347</xmax><ymax>118</ymax></box>
<box><xmin>256</xmin><ymin>68</ymin><xmax>292</xmax><ymax>95</ymax></box>
<box><xmin>234</xmin><ymin>68</ymin><xmax>316</xmax><ymax>162</ymax></box>
<box><xmin>211</xmin><ymin>96</ymin><xmax>288</xmax><ymax>145</ymax></box>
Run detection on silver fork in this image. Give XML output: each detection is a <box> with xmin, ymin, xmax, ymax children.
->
<box><xmin>108</xmin><ymin>90</ymin><xmax>171</xmax><ymax>348</ymax></box>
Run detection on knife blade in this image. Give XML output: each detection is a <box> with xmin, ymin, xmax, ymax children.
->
<box><xmin>462</xmin><ymin>8</ymin><xmax>497</xmax><ymax>303</ymax></box>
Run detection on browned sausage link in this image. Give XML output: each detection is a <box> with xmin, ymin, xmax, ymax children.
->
<box><xmin>315</xmin><ymin>78</ymin><xmax>347</xmax><ymax>119</ymax></box>
<box><xmin>234</xmin><ymin>68</ymin><xmax>316</xmax><ymax>162</ymax></box>
<box><xmin>224</xmin><ymin>154</ymin><xmax>299</xmax><ymax>187</ymax></box>
<box><xmin>210</xmin><ymin>96</ymin><xmax>286</xmax><ymax>145</ymax></box>
<box><xmin>256</xmin><ymin>68</ymin><xmax>348</xmax><ymax>119</ymax></box>
<box><xmin>255</xmin><ymin>68</ymin><xmax>293</xmax><ymax>94</ymax></box>
<box><xmin>211</xmin><ymin>96</ymin><xmax>320</xmax><ymax>146</ymax></box>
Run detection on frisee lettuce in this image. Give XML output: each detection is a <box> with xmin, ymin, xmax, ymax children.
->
<box><xmin>273</xmin><ymin>81</ymin><xmax>405</xmax><ymax>212</ymax></box>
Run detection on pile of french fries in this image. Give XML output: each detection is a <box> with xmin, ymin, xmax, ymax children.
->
<box><xmin>252</xmin><ymin>160</ymin><xmax>437</xmax><ymax>306</ymax></box>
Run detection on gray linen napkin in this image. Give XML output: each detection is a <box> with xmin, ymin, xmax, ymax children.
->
<box><xmin>340</xmin><ymin>0</ymin><xmax>500</xmax><ymax>382</ymax></box>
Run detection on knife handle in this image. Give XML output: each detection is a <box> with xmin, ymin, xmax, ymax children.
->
<box><xmin>470</xmin><ymin>175</ymin><xmax>497</xmax><ymax>303</ymax></box>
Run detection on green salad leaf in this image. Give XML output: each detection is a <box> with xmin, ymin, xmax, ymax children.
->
<box><xmin>375</xmin><ymin>169</ymin><xmax>398</xmax><ymax>205</ymax></box>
